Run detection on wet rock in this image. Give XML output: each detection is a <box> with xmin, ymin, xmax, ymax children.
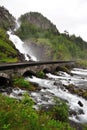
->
<box><xmin>54</xmin><ymin>81</ymin><xmax>64</xmax><ymax>89</ymax></box>
<box><xmin>31</xmin><ymin>82</ymin><xmax>41</xmax><ymax>91</ymax></box>
<box><xmin>78</xmin><ymin>101</ymin><xmax>83</xmax><ymax>107</ymax></box>
<box><xmin>5</xmin><ymin>87</ymin><xmax>12</xmax><ymax>94</ymax></box>
<box><xmin>69</xmin><ymin>120</ymin><xmax>83</xmax><ymax>130</ymax></box>
<box><xmin>69</xmin><ymin>110</ymin><xmax>77</xmax><ymax>116</ymax></box>
<box><xmin>54</xmin><ymin>81</ymin><xmax>62</xmax><ymax>86</ymax></box>
<box><xmin>18</xmin><ymin>93</ymin><xmax>23</xmax><ymax>96</ymax></box>
<box><xmin>13</xmin><ymin>87</ymin><xmax>20</xmax><ymax>91</ymax></box>
<box><xmin>32</xmin><ymin>82</ymin><xmax>39</xmax><ymax>87</ymax></box>
<box><xmin>0</xmin><ymin>87</ymin><xmax>12</xmax><ymax>94</ymax></box>
<box><xmin>39</xmin><ymin>104</ymin><xmax>54</xmax><ymax>111</ymax></box>
<box><xmin>69</xmin><ymin>108</ymin><xmax>84</xmax><ymax>118</ymax></box>
<box><xmin>78</xmin><ymin>109</ymin><xmax>84</xmax><ymax>115</ymax></box>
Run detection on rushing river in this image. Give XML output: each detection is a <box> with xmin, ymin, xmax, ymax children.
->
<box><xmin>5</xmin><ymin>31</ymin><xmax>87</xmax><ymax>124</ymax></box>
<box><xmin>2</xmin><ymin>68</ymin><xmax>87</xmax><ymax>124</ymax></box>
<box><xmin>25</xmin><ymin>68</ymin><xmax>87</xmax><ymax>123</ymax></box>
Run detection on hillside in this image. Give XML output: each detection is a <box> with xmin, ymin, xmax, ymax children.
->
<box><xmin>16</xmin><ymin>12</ymin><xmax>87</xmax><ymax>62</ymax></box>
<box><xmin>0</xmin><ymin>7</ymin><xmax>87</xmax><ymax>64</ymax></box>
<box><xmin>0</xmin><ymin>6</ymin><xmax>24</xmax><ymax>63</ymax></box>
<box><xmin>0</xmin><ymin>6</ymin><xmax>15</xmax><ymax>30</ymax></box>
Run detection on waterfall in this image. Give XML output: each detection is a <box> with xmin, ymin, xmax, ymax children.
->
<box><xmin>7</xmin><ymin>31</ymin><xmax>37</xmax><ymax>61</ymax></box>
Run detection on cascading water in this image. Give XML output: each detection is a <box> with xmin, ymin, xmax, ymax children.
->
<box><xmin>7</xmin><ymin>31</ymin><xmax>37</xmax><ymax>61</ymax></box>
<box><xmin>24</xmin><ymin>68</ymin><xmax>87</xmax><ymax>123</ymax></box>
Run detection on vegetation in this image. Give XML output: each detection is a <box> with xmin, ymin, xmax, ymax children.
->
<box><xmin>12</xmin><ymin>77</ymin><xmax>38</xmax><ymax>91</ymax></box>
<box><xmin>76</xmin><ymin>60</ymin><xmax>87</xmax><ymax>68</ymax></box>
<box><xmin>0</xmin><ymin>28</ymin><xmax>21</xmax><ymax>63</ymax></box>
<box><xmin>0</xmin><ymin>6</ymin><xmax>23</xmax><ymax>63</ymax></box>
<box><xmin>0</xmin><ymin>94</ymin><xmax>75</xmax><ymax>130</ymax></box>
<box><xmin>16</xmin><ymin>12</ymin><xmax>87</xmax><ymax>63</ymax></box>
<box><xmin>36</xmin><ymin>70</ymin><xmax>45</xmax><ymax>78</ymax></box>
<box><xmin>48</xmin><ymin>97</ymin><xmax>69</xmax><ymax>122</ymax></box>
<box><xmin>0</xmin><ymin>8</ymin><xmax>87</xmax><ymax>130</ymax></box>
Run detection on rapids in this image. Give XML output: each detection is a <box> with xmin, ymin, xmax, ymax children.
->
<box><xmin>23</xmin><ymin>68</ymin><xmax>87</xmax><ymax>123</ymax></box>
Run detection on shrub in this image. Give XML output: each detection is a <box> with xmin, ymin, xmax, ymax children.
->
<box><xmin>0</xmin><ymin>94</ymin><xmax>75</xmax><ymax>130</ymax></box>
<box><xmin>36</xmin><ymin>70</ymin><xmax>45</xmax><ymax>78</ymax></box>
<box><xmin>48</xmin><ymin>98</ymin><xmax>69</xmax><ymax>122</ymax></box>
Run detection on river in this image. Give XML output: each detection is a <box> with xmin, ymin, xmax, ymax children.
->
<box><xmin>4</xmin><ymin>31</ymin><xmax>87</xmax><ymax>124</ymax></box>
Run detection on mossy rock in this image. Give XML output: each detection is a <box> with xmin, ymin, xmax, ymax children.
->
<box><xmin>56</xmin><ymin>66</ymin><xmax>71</xmax><ymax>75</ymax></box>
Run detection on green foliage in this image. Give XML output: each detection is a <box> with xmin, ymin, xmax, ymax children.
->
<box><xmin>16</xmin><ymin>21</ymin><xmax>39</xmax><ymax>39</ymax></box>
<box><xmin>0</xmin><ymin>28</ymin><xmax>20</xmax><ymax>63</ymax></box>
<box><xmin>16</xmin><ymin>20</ymin><xmax>87</xmax><ymax>61</ymax></box>
<box><xmin>83</xmin><ymin>124</ymin><xmax>87</xmax><ymax>130</ymax></box>
<box><xmin>2</xmin><ymin>124</ymin><xmax>10</xmax><ymax>130</ymax></box>
<box><xmin>36</xmin><ymin>70</ymin><xmax>45</xmax><ymax>78</ymax></box>
<box><xmin>76</xmin><ymin>60</ymin><xmax>87</xmax><ymax>68</ymax></box>
<box><xmin>0</xmin><ymin>94</ymin><xmax>75</xmax><ymax>130</ymax></box>
<box><xmin>56</xmin><ymin>66</ymin><xmax>70</xmax><ymax>74</ymax></box>
<box><xmin>13</xmin><ymin>77</ymin><xmax>33</xmax><ymax>89</ymax></box>
<box><xmin>48</xmin><ymin>98</ymin><xmax>69</xmax><ymax>122</ymax></box>
<box><xmin>13</xmin><ymin>77</ymin><xmax>30</xmax><ymax>87</ymax></box>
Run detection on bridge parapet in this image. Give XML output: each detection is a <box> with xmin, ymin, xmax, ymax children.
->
<box><xmin>0</xmin><ymin>72</ymin><xmax>10</xmax><ymax>79</ymax></box>
<box><xmin>0</xmin><ymin>61</ymin><xmax>75</xmax><ymax>79</ymax></box>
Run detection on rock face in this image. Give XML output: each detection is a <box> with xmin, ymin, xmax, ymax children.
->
<box><xmin>19</xmin><ymin>12</ymin><xmax>59</xmax><ymax>34</ymax></box>
<box><xmin>0</xmin><ymin>6</ymin><xmax>16</xmax><ymax>30</ymax></box>
<box><xmin>23</xmin><ymin>40</ymin><xmax>54</xmax><ymax>61</ymax></box>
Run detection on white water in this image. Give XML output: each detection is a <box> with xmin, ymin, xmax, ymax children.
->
<box><xmin>25</xmin><ymin>68</ymin><xmax>87</xmax><ymax>123</ymax></box>
<box><xmin>46</xmin><ymin>69</ymin><xmax>87</xmax><ymax>87</ymax></box>
<box><xmin>71</xmin><ymin>68</ymin><xmax>87</xmax><ymax>76</ymax></box>
<box><xmin>7</xmin><ymin>31</ymin><xmax>37</xmax><ymax>61</ymax></box>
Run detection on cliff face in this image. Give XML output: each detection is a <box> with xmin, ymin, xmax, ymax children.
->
<box><xmin>18</xmin><ymin>12</ymin><xmax>59</xmax><ymax>34</ymax></box>
<box><xmin>0</xmin><ymin>6</ymin><xmax>16</xmax><ymax>30</ymax></box>
<box><xmin>16</xmin><ymin>12</ymin><xmax>87</xmax><ymax>61</ymax></box>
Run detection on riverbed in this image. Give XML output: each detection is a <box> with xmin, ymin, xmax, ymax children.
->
<box><xmin>1</xmin><ymin>67</ymin><xmax>87</xmax><ymax>124</ymax></box>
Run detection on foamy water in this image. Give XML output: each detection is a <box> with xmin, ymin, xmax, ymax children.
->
<box><xmin>7</xmin><ymin>31</ymin><xmax>37</xmax><ymax>61</ymax></box>
<box><xmin>26</xmin><ymin>75</ymin><xmax>87</xmax><ymax>123</ymax></box>
<box><xmin>25</xmin><ymin>68</ymin><xmax>87</xmax><ymax>123</ymax></box>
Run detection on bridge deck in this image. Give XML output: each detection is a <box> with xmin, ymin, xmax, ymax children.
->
<box><xmin>0</xmin><ymin>61</ymin><xmax>75</xmax><ymax>70</ymax></box>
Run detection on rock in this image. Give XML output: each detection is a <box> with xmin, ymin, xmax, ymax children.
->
<box><xmin>78</xmin><ymin>109</ymin><xmax>84</xmax><ymax>114</ymax></box>
<box><xmin>78</xmin><ymin>101</ymin><xmax>83</xmax><ymax>107</ymax></box>
<box><xmin>69</xmin><ymin>120</ymin><xmax>83</xmax><ymax>130</ymax></box>
<box><xmin>0</xmin><ymin>6</ymin><xmax>16</xmax><ymax>30</ymax></box>
<box><xmin>69</xmin><ymin>110</ymin><xmax>77</xmax><ymax>116</ymax></box>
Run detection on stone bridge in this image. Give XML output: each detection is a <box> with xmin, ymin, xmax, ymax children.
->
<box><xmin>0</xmin><ymin>61</ymin><xmax>75</xmax><ymax>85</ymax></box>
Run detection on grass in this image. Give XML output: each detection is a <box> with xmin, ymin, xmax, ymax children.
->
<box><xmin>0</xmin><ymin>94</ymin><xmax>75</xmax><ymax>130</ymax></box>
<box><xmin>76</xmin><ymin>59</ymin><xmax>87</xmax><ymax>68</ymax></box>
<box><xmin>12</xmin><ymin>77</ymin><xmax>39</xmax><ymax>91</ymax></box>
<box><xmin>0</xmin><ymin>29</ymin><xmax>21</xmax><ymax>63</ymax></box>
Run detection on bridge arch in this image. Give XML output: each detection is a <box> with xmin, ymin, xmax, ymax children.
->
<box><xmin>23</xmin><ymin>70</ymin><xmax>36</xmax><ymax>77</ymax></box>
<box><xmin>43</xmin><ymin>68</ymin><xmax>50</xmax><ymax>73</ymax></box>
<box><xmin>0</xmin><ymin>73</ymin><xmax>11</xmax><ymax>87</ymax></box>
<box><xmin>0</xmin><ymin>73</ymin><xmax>10</xmax><ymax>79</ymax></box>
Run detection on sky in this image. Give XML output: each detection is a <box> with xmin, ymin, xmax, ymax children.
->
<box><xmin>0</xmin><ymin>0</ymin><xmax>87</xmax><ymax>41</ymax></box>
